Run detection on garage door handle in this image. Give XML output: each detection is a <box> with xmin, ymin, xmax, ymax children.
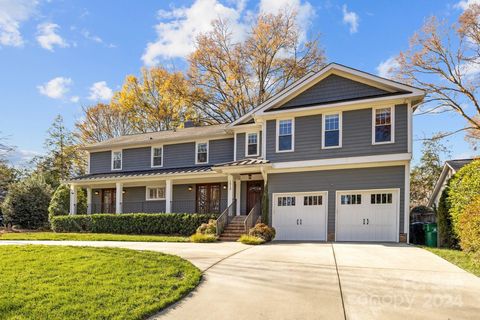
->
<box><xmin>300</xmin><ymin>219</ymin><xmax>302</xmax><ymax>225</ymax></box>
<box><xmin>296</xmin><ymin>219</ymin><xmax>299</xmax><ymax>225</ymax></box>
<box><xmin>363</xmin><ymin>219</ymin><xmax>365</xmax><ymax>225</ymax></box>
<box><xmin>367</xmin><ymin>218</ymin><xmax>369</xmax><ymax>225</ymax></box>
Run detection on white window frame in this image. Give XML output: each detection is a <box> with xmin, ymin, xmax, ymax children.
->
<box><xmin>322</xmin><ymin>112</ymin><xmax>342</xmax><ymax>149</ymax></box>
<box><xmin>195</xmin><ymin>141</ymin><xmax>209</xmax><ymax>164</ymax></box>
<box><xmin>145</xmin><ymin>186</ymin><xmax>166</xmax><ymax>201</ymax></box>
<box><xmin>372</xmin><ymin>106</ymin><xmax>395</xmax><ymax>145</ymax></box>
<box><xmin>111</xmin><ymin>150</ymin><xmax>122</xmax><ymax>171</ymax></box>
<box><xmin>245</xmin><ymin>131</ymin><xmax>259</xmax><ymax>157</ymax></box>
<box><xmin>276</xmin><ymin>118</ymin><xmax>295</xmax><ymax>153</ymax></box>
<box><xmin>151</xmin><ymin>145</ymin><xmax>163</xmax><ymax>168</ymax></box>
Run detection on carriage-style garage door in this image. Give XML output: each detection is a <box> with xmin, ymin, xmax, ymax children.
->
<box><xmin>336</xmin><ymin>189</ymin><xmax>399</xmax><ymax>242</ymax></box>
<box><xmin>272</xmin><ymin>192</ymin><xmax>327</xmax><ymax>241</ymax></box>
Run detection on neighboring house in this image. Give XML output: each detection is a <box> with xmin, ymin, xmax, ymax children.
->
<box><xmin>428</xmin><ymin>159</ymin><xmax>474</xmax><ymax>208</ymax></box>
<box><xmin>67</xmin><ymin>63</ymin><xmax>425</xmax><ymax>242</ymax></box>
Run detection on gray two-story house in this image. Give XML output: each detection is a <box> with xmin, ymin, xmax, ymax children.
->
<box><xmin>68</xmin><ymin>63</ymin><xmax>424</xmax><ymax>242</ymax></box>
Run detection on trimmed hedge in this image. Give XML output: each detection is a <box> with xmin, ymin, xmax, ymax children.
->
<box><xmin>51</xmin><ymin>213</ymin><xmax>217</xmax><ymax>236</ymax></box>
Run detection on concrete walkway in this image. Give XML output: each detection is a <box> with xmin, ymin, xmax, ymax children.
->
<box><xmin>1</xmin><ymin>240</ymin><xmax>479</xmax><ymax>319</ymax></box>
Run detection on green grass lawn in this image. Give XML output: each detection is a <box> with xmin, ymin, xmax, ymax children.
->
<box><xmin>0</xmin><ymin>232</ymin><xmax>189</xmax><ymax>242</ymax></box>
<box><xmin>424</xmin><ymin>247</ymin><xmax>480</xmax><ymax>277</ymax></box>
<box><xmin>0</xmin><ymin>245</ymin><xmax>201</xmax><ymax>319</ymax></box>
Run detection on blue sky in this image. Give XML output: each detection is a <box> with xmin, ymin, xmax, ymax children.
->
<box><xmin>0</xmin><ymin>0</ymin><xmax>477</xmax><ymax>166</ymax></box>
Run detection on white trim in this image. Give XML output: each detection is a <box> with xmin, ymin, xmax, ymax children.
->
<box><xmin>334</xmin><ymin>188</ymin><xmax>400</xmax><ymax>242</ymax></box>
<box><xmin>87</xmin><ymin>151</ymin><xmax>91</xmax><ymax>174</ymax></box>
<box><xmin>165</xmin><ymin>179</ymin><xmax>172</xmax><ymax>213</ymax></box>
<box><xmin>261</xmin><ymin>122</ymin><xmax>267</xmax><ymax>159</ymax></box>
<box><xmin>428</xmin><ymin>164</ymin><xmax>452</xmax><ymax>207</ymax></box>
<box><xmin>404</xmin><ymin>163</ymin><xmax>410</xmax><ymax>243</ymax></box>
<box><xmin>275</xmin><ymin>118</ymin><xmax>295</xmax><ymax>153</ymax></box>
<box><xmin>372</xmin><ymin>106</ymin><xmax>395</xmax><ymax>145</ymax></box>
<box><xmin>245</xmin><ymin>131</ymin><xmax>260</xmax><ymax>157</ymax></box>
<box><xmin>272</xmin><ymin>191</ymin><xmax>329</xmax><ymax>241</ymax></box>
<box><xmin>150</xmin><ymin>145</ymin><xmax>164</xmax><ymax>168</ymax></box>
<box><xmin>233</xmin><ymin>133</ymin><xmax>237</xmax><ymax>161</ymax></box>
<box><xmin>235</xmin><ymin>179</ymin><xmax>241</xmax><ymax>215</ymax></box>
<box><xmin>322</xmin><ymin>111</ymin><xmax>343</xmax><ymax>149</ymax></box>
<box><xmin>195</xmin><ymin>141</ymin><xmax>209</xmax><ymax>164</ymax></box>
<box><xmin>272</xmin><ymin>153</ymin><xmax>411</xmax><ymax>170</ymax></box>
<box><xmin>230</xmin><ymin>63</ymin><xmax>425</xmax><ymax>126</ymax></box>
<box><xmin>115</xmin><ymin>182</ymin><xmax>123</xmax><ymax>214</ymax></box>
<box><xmin>145</xmin><ymin>186</ymin><xmax>166</xmax><ymax>201</ymax></box>
<box><xmin>111</xmin><ymin>150</ymin><xmax>122</xmax><ymax>171</ymax></box>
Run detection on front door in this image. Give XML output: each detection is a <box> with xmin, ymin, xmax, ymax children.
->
<box><xmin>196</xmin><ymin>184</ymin><xmax>221</xmax><ymax>214</ymax></box>
<box><xmin>101</xmin><ymin>189</ymin><xmax>116</xmax><ymax>213</ymax></box>
<box><xmin>246</xmin><ymin>181</ymin><xmax>263</xmax><ymax>214</ymax></box>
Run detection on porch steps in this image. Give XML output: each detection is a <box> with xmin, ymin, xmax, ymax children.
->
<box><xmin>219</xmin><ymin>216</ymin><xmax>246</xmax><ymax>241</ymax></box>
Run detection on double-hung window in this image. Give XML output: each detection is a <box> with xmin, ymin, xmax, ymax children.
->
<box><xmin>112</xmin><ymin>150</ymin><xmax>122</xmax><ymax>170</ymax></box>
<box><xmin>151</xmin><ymin>146</ymin><xmax>163</xmax><ymax>167</ymax></box>
<box><xmin>277</xmin><ymin>119</ymin><xmax>294</xmax><ymax>152</ymax></box>
<box><xmin>246</xmin><ymin>132</ymin><xmax>259</xmax><ymax>156</ymax></box>
<box><xmin>373</xmin><ymin>107</ymin><xmax>394</xmax><ymax>144</ymax></box>
<box><xmin>196</xmin><ymin>142</ymin><xmax>208</xmax><ymax>164</ymax></box>
<box><xmin>323</xmin><ymin>113</ymin><xmax>341</xmax><ymax>148</ymax></box>
<box><xmin>146</xmin><ymin>187</ymin><xmax>165</xmax><ymax>201</ymax></box>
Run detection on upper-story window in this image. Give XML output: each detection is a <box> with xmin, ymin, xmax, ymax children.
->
<box><xmin>322</xmin><ymin>113</ymin><xmax>342</xmax><ymax>148</ymax></box>
<box><xmin>151</xmin><ymin>146</ymin><xmax>163</xmax><ymax>167</ymax></box>
<box><xmin>111</xmin><ymin>150</ymin><xmax>122</xmax><ymax>170</ymax></box>
<box><xmin>373</xmin><ymin>107</ymin><xmax>394</xmax><ymax>144</ymax></box>
<box><xmin>196</xmin><ymin>141</ymin><xmax>209</xmax><ymax>164</ymax></box>
<box><xmin>277</xmin><ymin>119</ymin><xmax>294</xmax><ymax>152</ymax></box>
<box><xmin>246</xmin><ymin>132</ymin><xmax>259</xmax><ymax>156</ymax></box>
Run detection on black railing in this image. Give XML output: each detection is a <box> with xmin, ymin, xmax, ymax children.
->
<box><xmin>89</xmin><ymin>199</ymin><xmax>228</xmax><ymax>214</ymax></box>
<box><xmin>244</xmin><ymin>201</ymin><xmax>261</xmax><ymax>233</ymax></box>
<box><xmin>217</xmin><ymin>199</ymin><xmax>237</xmax><ymax>236</ymax></box>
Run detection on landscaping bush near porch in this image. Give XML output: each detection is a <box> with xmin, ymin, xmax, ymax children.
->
<box><xmin>51</xmin><ymin>213</ymin><xmax>217</xmax><ymax>236</ymax></box>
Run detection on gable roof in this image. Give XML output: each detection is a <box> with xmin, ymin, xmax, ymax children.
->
<box><xmin>445</xmin><ymin>159</ymin><xmax>474</xmax><ymax>172</ymax></box>
<box><xmin>230</xmin><ymin>63</ymin><xmax>425</xmax><ymax>126</ymax></box>
<box><xmin>84</xmin><ymin>124</ymin><xmax>230</xmax><ymax>151</ymax></box>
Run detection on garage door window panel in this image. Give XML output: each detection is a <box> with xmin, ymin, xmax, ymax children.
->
<box><xmin>304</xmin><ymin>195</ymin><xmax>323</xmax><ymax>206</ymax></box>
<box><xmin>278</xmin><ymin>196</ymin><xmax>296</xmax><ymax>206</ymax></box>
<box><xmin>340</xmin><ymin>194</ymin><xmax>362</xmax><ymax>205</ymax></box>
<box><xmin>371</xmin><ymin>193</ymin><xmax>393</xmax><ymax>204</ymax></box>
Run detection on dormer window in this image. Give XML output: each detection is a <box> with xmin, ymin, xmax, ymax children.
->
<box><xmin>196</xmin><ymin>142</ymin><xmax>208</xmax><ymax>164</ymax></box>
<box><xmin>373</xmin><ymin>106</ymin><xmax>395</xmax><ymax>144</ymax></box>
<box><xmin>246</xmin><ymin>132</ymin><xmax>259</xmax><ymax>156</ymax></box>
<box><xmin>112</xmin><ymin>150</ymin><xmax>122</xmax><ymax>170</ymax></box>
<box><xmin>151</xmin><ymin>146</ymin><xmax>163</xmax><ymax>167</ymax></box>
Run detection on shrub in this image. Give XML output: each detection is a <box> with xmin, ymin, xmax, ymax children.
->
<box><xmin>190</xmin><ymin>233</ymin><xmax>218</xmax><ymax>243</ymax></box>
<box><xmin>457</xmin><ymin>196</ymin><xmax>480</xmax><ymax>253</ymax></box>
<box><xmin>48</xmin><ymin>184</ymin><xmax>87</xmax><ymax>219</ymax></box>
<box><xmin>1</xmin><ymin>175</ymin><xmax>52</xmax><ymax>229</ymax></box>
<box><xmin>196</xmin><ymin>219</ymin><xmax>216</xmax><ymax>235</ymax></box>
<box><xmin>436</xmin><ymin>185</ymin><xmax>458</xmax><ymax>248</ymax></box>
<box><xmin>238</xmin><ymin>234</ymin><xmax>265</xmax><ymax>245</ymax></box>
<box><xmin>249</xmin><ymin>223</ymin><xmax>275</xmax><ymax>242</ymax></box>
<box><xmin>448</xmin><ymin>160</ymin><xmax>480</xmax><ymax>236</ymax></box>
<box><xmin>50</xmin><ymin>213</ymin><xmax>217</xmax><ymax>236</ymax></box>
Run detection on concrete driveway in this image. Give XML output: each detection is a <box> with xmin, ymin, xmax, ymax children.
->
<box><xmin>1</xmin><ymin>241</ymin><xmax>479</xmax><ymax>319</ymax></box>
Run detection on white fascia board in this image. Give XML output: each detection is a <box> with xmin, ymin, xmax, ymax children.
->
<box><xmin>427</xmin><ymin>164</ymin><xmax>451</xmax><ymax>207</ymax></box>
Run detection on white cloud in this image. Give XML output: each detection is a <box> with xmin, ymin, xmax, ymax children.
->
<box><xmin>142</xmin><ymin>0</ymin><xmax>248</xmax><ymax>65</ymax></box>
<box><xmin>376</xmin><ymin>56</ymin><xmax>400</xmax><ymax>79</ymax></box>
<box><xmin>70</xmin><ymin>96</ymin><xmax>80</xmax><ymax>103</ymax></box>
<box><xmin>7</xmin><ymin>149</ymin><xmax>42</xmax><ymax>166</ymax></box>
<box><xmin>455</xmin><ymin>0</ymin><xmax>480</xmax><ymax>10</ymax></box>
<box><xmin>36</xmin><ymin>22</ymin><xmax>68</xmax><ymax>51</ymax></box>
<box><xmin>88</xmin><ymin>81</ymin><xmax>113</xmax><ymax>101</ymax></box>
<box><xmin>81</xmin><ymin>29</ymin><xmax>102</xmax><ymax>43</ymax></box>
<box><xmin>37</xmin><ymin>77</ymin><xmax>72</xmax><ymax>99</ymax></box>
<box><xmin>0</xmin><ymin>0</ymin><xmax>38</xmax><ymax>47</ymax></box>
<box><xmin>342</xmin><ymin>4</ymin><xmax>359</xmax><ymax>34</ymax></box>
<box><xmin>460</xmin><ymin>59</ymin><xmax>480</xmax><ymax>76</ymax></box>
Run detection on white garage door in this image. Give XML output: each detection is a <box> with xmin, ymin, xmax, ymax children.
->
<box><xmin>273</xmin><ymin>192</ymin><xmax>327</xmax><ymax>241</ymax></box>
<box><xmin>336</xmin><ymin>189</ymin><xmax>398</xmax><ymax>242</ymax></box>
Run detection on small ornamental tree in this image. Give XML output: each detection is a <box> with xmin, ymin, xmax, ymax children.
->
<box><xmin>1</xmin><ymin>175</ymin><xmax>52</xmax><ymax>229</ymax></box>
<box><xmin>448</xmin><ymin>160</ymin><xmax>480</xmax><ymax>236</ymax></box>
<box><xmin>48</xmin><ymin>184</ymin><xmax>87</xmax><ymax>219</ymax></box>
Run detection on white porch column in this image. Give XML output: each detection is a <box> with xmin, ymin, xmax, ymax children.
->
<box><xmin>69</xmin><ymin>185</ymin><xmax>77</xmax><ymax>215</ymax></box>
<box><xmin>235</xmin><ymin>179</ymin><xmax>241</xmax><ymax>215</ymax></box>
<box><xmin>86</xmin><ymin>187</ymin><xmax>92</xmax><ymax>214</ymax></box>
<box><xmin>165</xmin><ymin>179</ymin><xmax>173</xmax><ymax>213</ymax></box>
<box><xmin>115</xmin><ymin>182</ymin><xmax>123</xmax><ymax>214</ymax></box>
<box><xmin>227</xmin><ymin>174</ymin><xmax>234</xmax><ymax>207</ymax></box>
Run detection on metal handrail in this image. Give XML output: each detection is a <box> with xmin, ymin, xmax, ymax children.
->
<box><xmin>216</xmin><ymin>199</ymin><xmax>236</xmax><ymax>236</ymax></box>
<box><xmin>244</xmin><ymin>201</ymin><xmax>261</xmax><ymax>233</ymax></box>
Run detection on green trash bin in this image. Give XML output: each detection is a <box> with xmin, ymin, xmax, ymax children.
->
<box><xmin>424</xmin><ymin>223</ymin><xmax>438</xmax><ymax>247</ymax></box>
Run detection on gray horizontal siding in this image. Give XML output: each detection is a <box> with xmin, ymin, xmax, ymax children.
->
<box><xmin>266</xmin><ymin>104</ymin><xmax>408</xmax><ymax>162</ymax></box>
<box><xmin>89</xmin><ymin>138</ymin><xmax>234</xmax><ymax>174</ymax></box>
<box><xmin>236</xmin><ymin>131</ymin><xmax>262</xmax><ymax>160</ymax></box>
<box><xmin>267</xmin><ymin>165</ymin><xmax>406</xmax><ymax>235</ymax></box>
<box><xmin>278</xmin><ymin>74</ymin><xmax>389</xmax><ymax>109</ymax></box>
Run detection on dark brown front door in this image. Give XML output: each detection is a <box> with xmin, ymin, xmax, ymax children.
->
<box><xmin>196</xmin><ymin>184</ymin><xmax>221</xmax><ymax>214</ymax></box>
<box><xmin>101</xmin><ymin>189</ymin><xmax>116</xmax><ymax>213</ymax></box>
<box><xmin>247</xmin><ymin>181</ymin><xmax>263</xmax><ymax>213</ymax></box>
